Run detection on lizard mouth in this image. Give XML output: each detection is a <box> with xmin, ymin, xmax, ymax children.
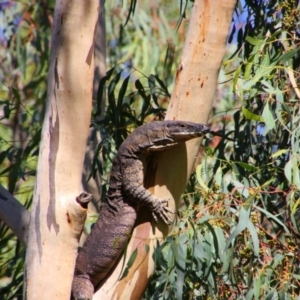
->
<box><xmin>172</xmin><ymin>133</ymin><xmax>206</xmax><ymax>140</ymax></box>
<box><xmin>172</xmin><ymin>124</ymin><xmax>210</xmax><ymax>139</ymax></box>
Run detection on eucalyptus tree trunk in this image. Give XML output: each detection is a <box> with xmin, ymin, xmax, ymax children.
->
<box><xmin>24</xmin><ymin>1</ymin><xmax>99</xmax><ymax>299</ymax></box>
<box><xmin>94</xmin><ymin>0</ymin><xmax>236</xmax><ymax>299</ymax></box>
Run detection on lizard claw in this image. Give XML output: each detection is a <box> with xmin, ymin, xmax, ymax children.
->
<box><xmin>151</xmin><ymin>198</ymin><xmax>175</xmax><ymax>225</ymax></box>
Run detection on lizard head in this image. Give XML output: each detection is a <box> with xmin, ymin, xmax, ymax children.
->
<box><xmin>165</xmin><ymin>120</ymin><xmax>210</xmax><ymax>142</ymax></box>
<box><xmin>132</xmin><ymin>120</ymin><xmax>210</xmax><ymax>153</ymax></box>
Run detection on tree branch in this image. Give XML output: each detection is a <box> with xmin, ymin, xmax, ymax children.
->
<box><xmin>0</xmin><ymin>185</ymin><xmax>30</xmax><ymax>245</ymax></box>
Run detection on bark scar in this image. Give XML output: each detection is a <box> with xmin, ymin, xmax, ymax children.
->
<box><xmin>54</xmin><ymin>56</ymin><xmax>59</xmax><ymax>89</ymax></box>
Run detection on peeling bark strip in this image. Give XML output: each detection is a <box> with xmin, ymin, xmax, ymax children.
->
<box><xmin>71</xmin><ymin>121</ymin><xmax>209</xmax><ymax>299</ymax></box>
<box><xmin>47</xmin><ymin>113</ymin><xmax>60</xmax><ymax>234</ymax></box>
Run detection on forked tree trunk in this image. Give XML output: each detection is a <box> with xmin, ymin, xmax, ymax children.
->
<box><xmin>94</xmin><ymin>0</ymin><xmax>236</xmax><ymax>299</ymax></box>
<box><xmin>24</xmin><ymin>1</ymin><xmax>99</xmax><ymax>299</ymax></box>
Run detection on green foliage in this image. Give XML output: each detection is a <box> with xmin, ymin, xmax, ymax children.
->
<box><xmin>105</xmin><ymin>1</ymin><xmax>182</xmax><ymax>84</ymax></box>
<box><xmin>0</xmin><ymin>231</ymin><xmax>24</xmax><ymax>300</ymax></box>
<box><xmin>144</xmin><ymin>0</ymin><xmax>300</xmax><ymax>299</ymax></box>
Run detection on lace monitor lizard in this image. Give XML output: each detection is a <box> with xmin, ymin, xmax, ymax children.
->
<box><xmin>72</xmin><ymin>120</ymin><xmax>209</xmax><ymax>299</ymax></box>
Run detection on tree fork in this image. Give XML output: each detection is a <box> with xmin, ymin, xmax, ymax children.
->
<box><xmin>94</xmin><ymin>0</ymin><xmax>236</xmax><ymax>299</ymax></box>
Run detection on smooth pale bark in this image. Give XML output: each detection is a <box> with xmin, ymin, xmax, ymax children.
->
<box><xmin>0</xmin><ymin>185</ymin><xmax>30</xmax><ymax>245</ymax></box>
<box><xmin>94</xmin><ymin>0</ymin><xmax>236</xmax><ymax>299</ymax></box>
<box><xmin>24</xmin><ymin>1</ymin><xmax>99</xmax><ymax>299</ymax></box>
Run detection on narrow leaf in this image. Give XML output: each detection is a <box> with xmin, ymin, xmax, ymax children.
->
<box><xmin>154</xmin><ymin>75</ymin><xmax>170</xmax><ymax>96</ymax></box>
<box><xmin>196</xmin><ymin>164</ymin><xmax>209</xmax><ymax>192</ymax></box>
<box><xmin>246</xmin><ymin>221</ymin><xmax>259</xmax><ymax>256</ymax></box>
<box><xmin>117</xmin><ymin>75</ymin><xmax>130</xmax><ymax>109</ymax></box>
<box><xmin>226</xmin><ymin>207</ymin><xmax>250</xmax><ymax>249</ymax></box>
<box><xmin>236</xmin><ymin>162</ymin><xmax>257</xmax><ymax>172</ymax></box>
<box><xmin>119</xmin><ymin>248</ymin><xmax>138</xmax><ymax>280</ymax></box>
<box><xmin>254</xmin><ymin>205</ymin><xmax>289</xmax><ymax>232</ymax></box>
<box><xmin>262</xmin><ymin>102</ymin><xmax>276</xmax><ymax>135</ymax></box>
<box><xmin>246</xmin><ymin>36</ymin><xmax>264</xmax><ymax>46</ymax></box>
<box><xmin>242</xmin><ymin>107</ymin><xmax>264</xmax><ymax>122</ymax></box>
<box><xmin>270</xmin><ymin>149</ymin><xmax>289</xmax><ymax>158</ymax></box>
<box><xmin>278</xmin><ymin>49</ymin><xmax>298</xmax><ymax>64</ymax></box>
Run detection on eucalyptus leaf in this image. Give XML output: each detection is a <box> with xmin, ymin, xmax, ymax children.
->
<box><xmin>242</xmin><ymin>107</ymin><xmax>264</xmax><ymax>122</ymax></box>
<box><xmin>262</xmin><ymin>102</ymin><xmax>276</xmax><ymax>135</ymax></box>
<box><xmin>226</xmin><ymin>207</ymin><xmax>250</xmax><ymax>249</ymax></box>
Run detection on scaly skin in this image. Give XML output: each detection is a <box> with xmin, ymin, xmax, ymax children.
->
<box><xmin>71</xmin><ymin>121</ymin><xmax>209</xmax><ymax>299</ymax></box>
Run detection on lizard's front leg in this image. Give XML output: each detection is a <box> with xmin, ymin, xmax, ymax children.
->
<box><xmin>122</xmin><ymin>160</ymin><xmax>175</xmax><ymax>225</ymax></box>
